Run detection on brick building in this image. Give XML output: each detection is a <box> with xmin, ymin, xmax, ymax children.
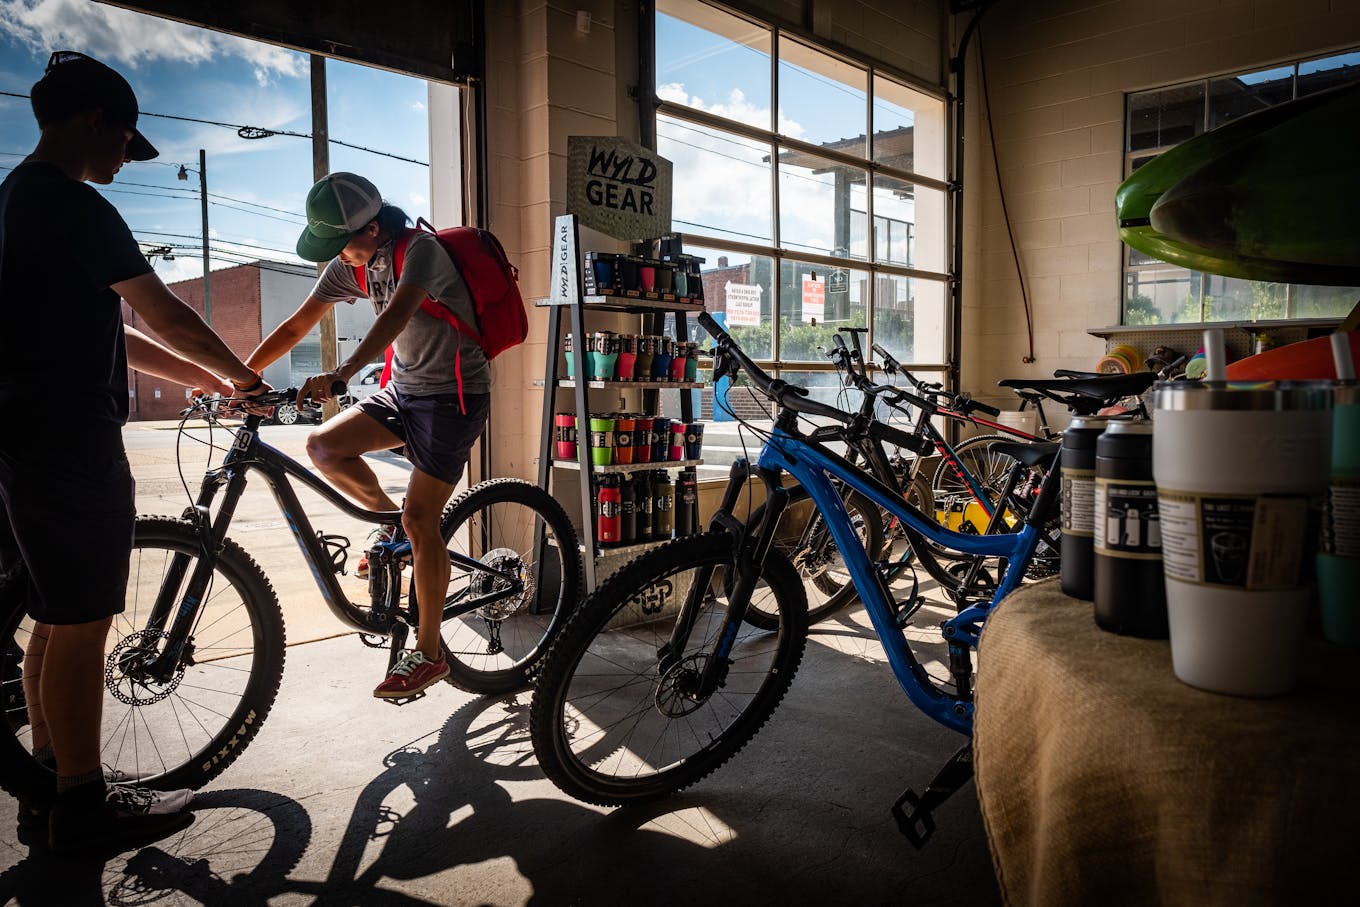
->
<box><xmin>121</xmin><ymin>261</ymin><xmax>376</xmax><ymax>420</ymax></box>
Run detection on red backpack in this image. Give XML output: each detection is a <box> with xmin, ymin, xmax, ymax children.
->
<box><xmin>354</xmin><ymin>218</ymin><xmax>528</xmax><ymax>408</ymax></box>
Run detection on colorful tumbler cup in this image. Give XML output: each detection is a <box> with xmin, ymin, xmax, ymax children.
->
<box><xmin>651</xmin><ymin>418</ymin><xmax>671</xmax><ymax>461</ymax></box>
<box><xmin>588</xmin><ymin>417</ymin><xmax>615</xmax><ymax>467</ymax></box>
<box><xmin>554</xmin><ymin>413</ymin><xmax>577</xmax><ymax>460</ymax></box>
<box><xmin>640</xmin><ymin>264</ymin><xmax>656</xmax><ymax>293</ymax></box>
<box><xmin>633</xmin><ymin>417</ymin><xmax>654</xmax><ymax>463</ymax></box>
<box><xmin>669</xmin><ymin>422</ymin><xmax>687</xmax><ymax>461</ymax></box>
<box><xmin>614</xmin><ymin>415</ymin><xmax>636</xmax><ymax>465</ymax></box>
<box><xmin>685</xmin><ymin>422</ymin><xmax>704</xmax><ymax>460</ymax></box>
<box><xmin>616</xmin><ymin>335</ymin><xmax>636</xmax><ymax>382</ymax></box>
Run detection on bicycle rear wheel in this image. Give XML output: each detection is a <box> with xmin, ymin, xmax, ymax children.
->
<box><xmin>436</xmin><ymin>478</ymin><xmax>582</xmax><ymax>694</ymax></box>
<box><xmin>0</xmin><ymin>517</ymin><xmax>285</xmax><ymax>802</ymax></box>
<box><xmin>743</xmin><ymin>484</ymin><xmax>881</xmax><ymax>630</ymax></box>
<box><xmin>530</xmin><ymin>533</ymin><xmax>808</xmax><ymax>805</ymax></box>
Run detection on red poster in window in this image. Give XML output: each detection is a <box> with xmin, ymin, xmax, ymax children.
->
<box><xmin>802</xmin><ymin>274</ymin><xmax>825</xmax><ymax>323</ymax></box>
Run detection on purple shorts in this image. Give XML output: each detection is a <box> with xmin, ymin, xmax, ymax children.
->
<box><xmin>357</xmin><ymin>387</ymin><xmax>490</xmax><ymax>486</ymax></box>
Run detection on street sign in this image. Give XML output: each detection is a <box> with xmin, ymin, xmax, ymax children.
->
<box><xmin>827</xmin><ymin>267</ymin><xmax>849</xmax><ymax>293</ymax></box>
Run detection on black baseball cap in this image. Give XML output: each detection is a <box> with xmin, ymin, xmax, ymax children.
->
<box><xmin>31</xmin><ymin>51</ymin><xmax>157</xmax><ymax>161</ymax></box>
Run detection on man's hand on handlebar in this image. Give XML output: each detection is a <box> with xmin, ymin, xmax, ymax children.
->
<box><xmin>296</xmin><ymin>370</ymin><xmax>348</xmax><ymax>408</ymax></box>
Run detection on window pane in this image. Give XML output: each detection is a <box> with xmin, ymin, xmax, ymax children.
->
<box><xmin>690</xmin><ymin>246</ymin><xmax>775</xmax><ymax>360</ymax></box>
<box><xmin>656</xmin><ymin>0</ymin><xmax>771</xmax><ymax>129</ymax></box>
<box><xmin>1298</xmin><ymin>51</ymin><xmax>1360</xmax><ymax>96</ymax></box>
<box><xmin>1293</xmin><ymin>284</ymin><xmax>1360</xmax><ymax>317</ymax></box>
<box><xmin>778</xmin><ymin>259</ymin><xmax>869</xmax><ymax>360</ymax></box>
<box><xmin>872</xmin><ymin>174</ymin><xmax>945</xmax><ymax>272</ymax></box>
<box><xmin>778</xmin><ymin>152</ymin><xmax>868</xmax><ymax>258</ymax></box>
<box><xmin>1124</xmin><ymin>268</ymin><xmax>1199</xmax><ymax>324</ymax></box>
<box><xmin>874</xmin><ymin>277</ymin><xmax>946</xmax><ymax>363</ymax></box>
<box><xmin>659</xmin><ymin>114</ymin><xmax>773</xmax><ymax>243</ymax></box>
<box><xmin>1203</xmin><ymin>275</ymin><xmax>1287</xmax><ymax>321</ymax></box>
<box><xmin>1208</xmin><ymin>65</ymin><xmax>1292</xmax><ymax>128</ymax></box>
<box><xmin>874</xmin><ymin>75</ymin><xmax>946</xmax><ymax>180</ymax></box>
<box><xmin>776</xmin><ymin>368</ymin><xmax>864</xmax><ymax>415</ymax></box>
<box><xmin>1127</xmin><ymin>83</ymin><xmax>1204</xmax><ymax>152</ymax></box>
<box><xmin>778</xmin><ymin>39</ymin><xmax>866</xmax><ymax>154</ymax></box>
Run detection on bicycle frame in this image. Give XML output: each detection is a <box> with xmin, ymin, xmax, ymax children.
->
<box><xmin>143</xmin><ymin>414</ymin><xmax>521</xmax><ymax>676</ymax></box>
<box><xmin>685</xmin><ymin>415</ymin><xmax>1059</xmax><ymax>736</ymax></box>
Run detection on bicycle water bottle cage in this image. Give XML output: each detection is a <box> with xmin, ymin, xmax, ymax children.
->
<box><xmin>316</xmin><ymin>532</ymin><xmax>351</xmax><ymax>575</ymax></box>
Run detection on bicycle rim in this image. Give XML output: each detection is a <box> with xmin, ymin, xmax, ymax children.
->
<box><xmin>0</xmin><ymin>517</ymin><xmax>284</xmax><ymax>798</ymax></box>
<box><xmin>530</xmin><ymin>533</ymin><xmax>808</xmax><ymax>805</ymax></box>
<box><xmin>438</xmin><ymin>479</ymin><xmax>582</xmax><ymax>694</ymax></box>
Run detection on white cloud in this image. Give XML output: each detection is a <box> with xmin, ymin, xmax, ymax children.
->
<box><xmin>410</xmin><ymin>100</ymin><xmax>425</xmax><ymax>111</ymax></box>
<box><xmin>407</xmin><ymin>192</ymin><xmax>428</xmax><ymax>208</ymax></box>
<box><xmin>0</xmin><ymin>0</ymin><xmax>306</xmax><ymax>83</ymax></box>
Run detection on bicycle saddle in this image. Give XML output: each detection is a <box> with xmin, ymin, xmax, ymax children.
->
<box><xmin>987</xmin><ymin>439</ymin><xmax>1060</xmax><ymax>469</ymax></box>
<box><xmin>998</xmin><ymin>372</ymin><xmax>1156</xmax><ymax>401</ymax></box>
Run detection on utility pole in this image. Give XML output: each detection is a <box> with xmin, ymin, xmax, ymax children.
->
<box><xmin>198</xmin><ymin>149</ymin><xmax>211</xmax><ymax>324</ymax></box>
<box><xmin>312</xmin><ymin>55</ymin><xmax>340</xmax><ymax>419</ymax></box>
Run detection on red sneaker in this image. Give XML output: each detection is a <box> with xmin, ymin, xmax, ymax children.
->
<box><xmin>373</xmin><ymin>650</ymin><xmax>450</xmax><ymax>699</ymax></box>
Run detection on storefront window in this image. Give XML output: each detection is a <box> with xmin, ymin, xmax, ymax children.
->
<box><xmin>1123</xmin><ymin>49</ymin><xmax>1360</xmax><ymax>323</ymax></box>
<box><xmin>654</xmin><ymin>1</ymin><xmax>948</xmax><ymax>368</ymax></box>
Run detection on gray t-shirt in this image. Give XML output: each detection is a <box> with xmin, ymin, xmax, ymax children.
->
<box><xmin>310</xmin><ymin>231</ymin><xmax>491</xmax><ymax>396</ymax></box>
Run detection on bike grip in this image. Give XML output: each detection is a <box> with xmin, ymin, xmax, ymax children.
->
<box><xmin>698</xmin><ymin>311</ymin><xmax>727</xmax><ymax>342</ymax></box>
<box><xmin>832</xmin><ymin>334</ymin><xmax>848</xmax><ymax>351</ymax></box>
<box><xmin>972</xmin><ymin>400</ymin><xmax>1002</xmax><ymax>417</ymax></box>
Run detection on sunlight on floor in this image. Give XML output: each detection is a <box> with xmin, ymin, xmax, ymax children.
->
<box><xmin>641</xmin><ymin>806</ymin><xmax>738</xmax><ymax>849</ymax></box>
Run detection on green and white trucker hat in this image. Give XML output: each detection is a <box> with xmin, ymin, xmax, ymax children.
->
<box><xmin>296</xmin><ymin>172</ymin><xmax>382</xmax><ymax>262</ymax></box>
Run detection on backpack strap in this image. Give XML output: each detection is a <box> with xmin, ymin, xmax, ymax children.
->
<box><xmin>358</xmin><ymin>225</ymin><xmax>469</xmax><ymax>412</ymax></box>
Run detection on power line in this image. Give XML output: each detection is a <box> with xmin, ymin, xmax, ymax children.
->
<box><xmin>0</xmin><ymin>89</ymin><xmax>428</xmax><ymax>166</ymax></box>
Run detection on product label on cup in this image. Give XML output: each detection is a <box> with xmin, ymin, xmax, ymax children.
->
<box><xmin>1093</xmin><ymin>478</ymin><xmax>1161</xmax><ymax>559</ymax></box>
<box><xmin>555</xmin><ymin>425</ymin><xmax>576</xmax><ymax>443</ymax></box>
<box><xmin>591</xmin><ymin>430</ymin><xmax>612</xmax><ymax>447</ymax></box>
<box><xmin>1159</xmin><ymin>491</ymin><xmax>1316</xmax><ymax>588</ymax></box>
<box><xmin>1061</xmin><ymin>468</ymin><xmax>1095</xmax><ymax>536</ymax></box>
<box><xmin>1322</xmin><ymin>478</ymin><xmax>1360</xmax><ymax>558</ymax></box>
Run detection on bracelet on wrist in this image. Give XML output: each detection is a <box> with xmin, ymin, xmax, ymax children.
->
<box><xmin>232</xmin><ymin>373</ymin><xmax>264</xmax><ymax>393</ymax></box>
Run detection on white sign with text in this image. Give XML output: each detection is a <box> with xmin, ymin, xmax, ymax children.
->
<box><xmin>725</xmin><ymin>282</ymin><xmax>763</xmax><ymax>327</ymax></box>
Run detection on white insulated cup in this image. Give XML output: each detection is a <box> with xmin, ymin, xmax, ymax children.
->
<box><xmin>1153</xmin><ymin>382</ymin><xmax>1331</xmax><ymax>697</ymax></box>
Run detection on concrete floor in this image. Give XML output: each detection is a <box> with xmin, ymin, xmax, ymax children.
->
<box><xmin>0</xmin><ymin>423</ymin><xmax>1003</xmax><ymax>906</ymax></box>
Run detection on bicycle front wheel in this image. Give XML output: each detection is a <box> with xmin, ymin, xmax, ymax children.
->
<box><xmin>530</xmin><ymin>533</ymin><xmax>808</xmax><ymax>805</ymax></box>
<box><xmin>436</xmin><ymin>478</ymin><xmax>582</xmax><ymax>694</ymax></box>
<box><xmin>0</xmin><ymin>517</ymin><xmax>285</xmax><ymax>802</ymax></box>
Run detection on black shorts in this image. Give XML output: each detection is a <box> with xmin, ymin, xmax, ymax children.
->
<box><xmin>357</xmin><ymin>387</ymin><xmax>490</xmax><ymax>486</ymax></box>
<box><xmin>0</xmin><ymin>426</ymin><xmax>134</xmax><ymax>625</ymax></box>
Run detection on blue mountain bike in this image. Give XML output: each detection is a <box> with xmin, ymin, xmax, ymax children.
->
<box><xmin>528</xmin><ymin>313</ymin><xmax>1062</xmax><ymax>846</ymax></box>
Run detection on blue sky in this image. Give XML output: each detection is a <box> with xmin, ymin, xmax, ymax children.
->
<box><xmin>0</xmin><ymin>0</ymin><xmax>431</xmax><ymax>285</ymax></box>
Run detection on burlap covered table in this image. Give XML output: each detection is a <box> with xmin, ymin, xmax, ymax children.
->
<box><xmin>975</xmin><ymin>579</ymin><xmax>1360</xmax><ymax>906</ymax></box>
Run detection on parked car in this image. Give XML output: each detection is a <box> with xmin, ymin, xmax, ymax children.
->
<box><xmin>269</xmin><ymin>361</ymin><xmax>384</xmax><ymax>422</ymax></box>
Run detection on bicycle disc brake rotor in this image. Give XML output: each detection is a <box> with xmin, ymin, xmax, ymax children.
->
<box><xmin>471</xmin><ymin>547</ymin><xmax>530</xmax><ymax>621</ymax></box>
<box><xmin>655</xmin><ymin>653</ymin><xmax>711</xmax><ymax>717</ymax></box>
<box><xmin>107</xmin><ymin>629</ymin><xmax>185</xmax><ymax>705</ymax></box>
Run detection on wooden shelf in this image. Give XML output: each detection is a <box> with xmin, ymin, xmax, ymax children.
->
<box><xmin>1088</xmin><ymin>317</ymin><xmax>1341</xmax><ymax>338</ymax></box>
<box><xmin>535</xmin><ymin>295</ymin><xmax>707</xmax><ymax>315</ymax></box>
<box><xmin>552</xmin><ymin>458</ymin><xmax>704</xmax><ymax>474</ymax></box>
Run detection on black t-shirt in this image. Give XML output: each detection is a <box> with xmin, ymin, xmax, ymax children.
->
<box><xmin>0</xmin><ymin>161</ymin><xmax>151</xmax><ymax>429</ymax></box>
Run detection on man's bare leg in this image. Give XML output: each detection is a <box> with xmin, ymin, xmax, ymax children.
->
<box><xmin>39</xmin><ymin>617</ymin><xmax>113</xmax><ymax>780</ymax></box>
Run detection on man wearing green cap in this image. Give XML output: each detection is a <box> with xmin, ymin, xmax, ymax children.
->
<box><xmin>0</xmin><ymin>51</ymin><xmax>270</xmax><ymax>855</ymax></box>
<box><xmin>246</xmin><ymin>172</ymin><xmax>491</xmax><ymax>700</ymax></box>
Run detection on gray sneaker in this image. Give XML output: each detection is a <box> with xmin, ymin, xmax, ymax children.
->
<box><xmin>49</xmin><ymin>783</ymin><xmax>194</xmax><ymax>856</ymax></box>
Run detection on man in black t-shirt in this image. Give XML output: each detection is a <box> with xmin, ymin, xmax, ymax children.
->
<box><xmin>0</xmin><ymin>52</ymin><xmax>268</xmax><ymax>856</ymax></box>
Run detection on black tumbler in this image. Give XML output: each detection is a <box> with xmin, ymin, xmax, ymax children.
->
<box><xmin>1093</xmin><ymin>420</ymin><xmax>1167</xmax><ymax>638</ymax></box>
<box><xmin>1059</xmin><ymin>415</ymin><xmax>1111</xmax><ymax>600</ymax></box>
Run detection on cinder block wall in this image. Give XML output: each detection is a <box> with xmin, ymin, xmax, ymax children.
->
<box><xmin>961</xmin><ymin>0</ymin><xmax>1360</xmax><ymax>413</ymax></box>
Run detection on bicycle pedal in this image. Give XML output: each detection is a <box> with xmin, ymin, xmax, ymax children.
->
<box><xmin>377</xmin><ymin>690</ymin><xmax>427</xmax><ymax>706</ymax></box>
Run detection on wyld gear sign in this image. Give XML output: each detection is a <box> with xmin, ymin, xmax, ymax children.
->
<box><xmin>567</xmin><ymin>136</ymin><xmax>672</xmax><ymax>241</ymax></box>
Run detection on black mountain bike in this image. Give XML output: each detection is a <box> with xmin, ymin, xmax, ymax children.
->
<box><xmin>0</xmin><ymin>390</ymin><xmax>582</xmax><ymax>803</ymax></box>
